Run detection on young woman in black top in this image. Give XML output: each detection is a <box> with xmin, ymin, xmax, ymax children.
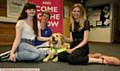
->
<box><xmin>58</xmin><ymin>3</ymin><xmax>120</xmax><ymax>65</ymax></box>
<box><xmin>58</xmin><ymin>3</ymin><xmax>90</xmax><ymax>65</ymax></box>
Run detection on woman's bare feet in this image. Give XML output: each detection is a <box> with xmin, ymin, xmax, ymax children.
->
<box><xmin>89</xmin><ymin>53</ymin><xmax>102</xmax><ymax>58</ymax></box>
<box><xmin>101</xmin><ymin>55</ymin><xmax>120</xmax><ymax>65</ymax></box>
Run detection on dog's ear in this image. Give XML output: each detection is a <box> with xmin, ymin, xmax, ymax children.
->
<box><xmin>60</xmin><ymin>35</ymin><xmax>64</xmax><ymax>45</ymax></box>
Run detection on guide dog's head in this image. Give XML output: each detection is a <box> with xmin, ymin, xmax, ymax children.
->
<box><xmin>50</xmin><ymin>33</ymin><xmax>64</xmax><ymax>48</ymax></box>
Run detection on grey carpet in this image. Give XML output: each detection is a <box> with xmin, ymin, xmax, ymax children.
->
<box><xmin>0</xmin><ymin>43</ymin><xmax>120</xmax><ymax>71</ymax></box>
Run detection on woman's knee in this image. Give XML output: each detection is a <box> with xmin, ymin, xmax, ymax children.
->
<box><xmin>16</xmin><ymin>52</ymin><xmax>40</xmax><ymax>61</ymax></box>
<box><xmin>67</xmin><ymin>55</ymin><xmax>77</xmax><ymax>64</ymax></box>
<box><xmin>30</xmin><ymin>52</ymin><xmax>40</xmax><ymax>60</ymax></box>
<box><xmin>67</xmin><ymin>55</ymin><xmax>88</xmax><ymax>65</ymax></box>
<box><xmin>58</xmin><ymin>51</ymin><xmax>68</xmax><ymax>62</ymax></box>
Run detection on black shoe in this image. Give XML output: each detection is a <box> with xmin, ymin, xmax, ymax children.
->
<box><xmin>0</xmin><ymin>51</ymin><xmax>10</xmax><ymax>57</ymax></box>
<box><xmin>0</xmin><ymin>53</ymin><xmax>10</xmax><ymax>62</ymax></box>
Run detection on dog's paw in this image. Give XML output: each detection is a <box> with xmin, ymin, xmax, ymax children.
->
<box><xmin>43</xmin><ymin>58</ymin><xmax>49</xmax><ymax>62</ymax></box>
<box><xmin>52</xmin><ymin>57</ymin><xmax>58</xmax><ymax>62</ymax></box>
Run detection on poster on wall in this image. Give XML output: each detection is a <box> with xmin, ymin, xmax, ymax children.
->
<box><xmin>28</xmin><ymin>0</ymin><xmax>63</xmax><ymax>33</ymax></box>
<box><xmin>87</xmin><ymin>4</ymin><xmax>111</xmax><ymax>28</ymax></box>
<box><xmin>7</xmin><ymin>0</ymin><xmax>27</xmax><ymax>18</ymax></box>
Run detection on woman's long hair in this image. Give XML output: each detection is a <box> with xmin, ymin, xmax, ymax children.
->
<box><xmin>18</xmin><ymin>3</ymin><xmax>38</xmax><ymax>36</ymax></box>
<box><xmin>70</xmin><ymin>3</ymin><xmax>87</xmax><ymax>31</ymax></box>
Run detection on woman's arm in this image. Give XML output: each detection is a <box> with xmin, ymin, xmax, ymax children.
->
<box><xmin>9</xmin><ymin>21</ymin><xmax>22</xmax><ymax>62</ymax></box>
<box><xmin>10</xmin><ymin>28</ymin><xmax>21</xmax><ymax>55</ymax></box>
<box><xmin>71</xmin><ymin>30</ymin><xmax>89</xmax><ymax>51</ymax></box>
<box><xmin>37</xmin><ymin>28</ymin><xmax>51</xmax><ymax>41</ymax></box>
<box><xmin>37</xmin><ymin>36</ymin><xmax>51</xmax><ymax>41</ymax></box>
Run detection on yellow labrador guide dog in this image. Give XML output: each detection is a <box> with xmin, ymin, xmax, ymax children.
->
<box><xmin>43</xmin><ymin>33</ymin><xmax>70</xmax><ymax>62</ymax></box>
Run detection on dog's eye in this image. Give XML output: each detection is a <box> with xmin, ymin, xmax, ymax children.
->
<box><xmin>56</xmin><ymin>35</ymin><xmax>58</xmax><ymax>37</ymax></box>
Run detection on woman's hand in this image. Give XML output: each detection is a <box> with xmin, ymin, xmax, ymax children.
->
<box><xmin>48</xmin><ymin>36</ymin><xmax>52</xmax><ymax>45</ymax></box>
<box><xmin>9</xmin><ymin>53</ymin><xmax>16</xmax><ymax>62</ymax></box>
<box><xmin>67</xmin><ymin>48</ymin><xmax>75</xmax><ymax>54</ymax></box>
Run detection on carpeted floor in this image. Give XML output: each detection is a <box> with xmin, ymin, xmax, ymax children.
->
<box><xmin>0</xmin><ymin>43</ymin><xmax>120</xmax><ymax>71</ymax></box>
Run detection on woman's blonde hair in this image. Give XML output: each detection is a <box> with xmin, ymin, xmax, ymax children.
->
<box><xmin>70</xmin><ymin>3</ymin><xmax>87</xmax><ymax>31</ymax></box>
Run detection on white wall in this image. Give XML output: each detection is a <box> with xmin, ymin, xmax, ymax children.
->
<box><xmin>86</xmin><ymin>0</ymin><xmax>114</xmax><ymax>43</ymax></box>
<box><xmin>89</xmin><ymin>27</ymin><xmax>111</xmax><ymax>43</ymax></box>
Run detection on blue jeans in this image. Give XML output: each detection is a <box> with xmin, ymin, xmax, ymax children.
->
<box><xmin>16</xmin><ymin>42</ymin><xmax>48</xmax><ymax>61</ymax></box>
